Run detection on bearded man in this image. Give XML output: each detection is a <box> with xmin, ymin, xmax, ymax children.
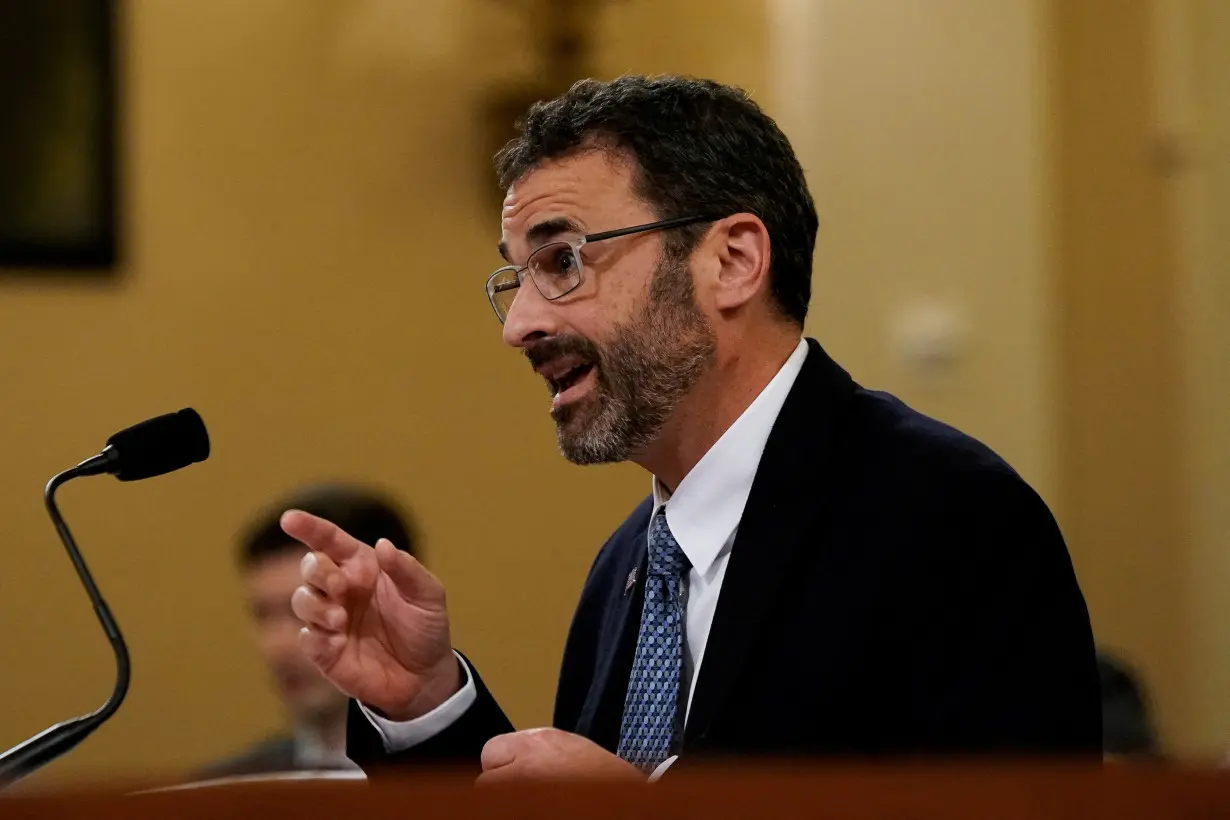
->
<box><xmin>283</xmin><ymin>75</ymin><xmax>1102</xmax><ymax>783</ymax></box>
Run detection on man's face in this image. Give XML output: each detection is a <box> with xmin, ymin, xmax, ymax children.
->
<box><xmin>498</xmin><ymin>151</ymin><xmax>717</xmax><ymax>464</ymax></box>
<box><xmin>244</xmin><ymin>549</ymin><xmax>347</xmax><ymax>726</ymax></box>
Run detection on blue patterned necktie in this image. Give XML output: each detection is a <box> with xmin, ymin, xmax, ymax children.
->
<box><xmin>617</xmin><ymin>508</ymin><xmax>691</xmax><ymax>771</ymax></box>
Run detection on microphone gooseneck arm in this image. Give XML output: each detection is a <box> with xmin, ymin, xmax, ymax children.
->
<box><xmin>0</xmin><ymin>461</ymin><xmax>131</xmax><ymax>789</ymax></box>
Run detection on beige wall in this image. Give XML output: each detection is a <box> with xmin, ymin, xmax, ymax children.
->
<box><xmin>1</xmin><ymin>0</ymin><xmax>1223</xmax><ymax>786</ymax></box>
<box><xmin>1163</xmin><ymin>0</ymin><xmax>1230</xmax><ymax>755</ymax></box>
<box><xmin>774</xmin><ymin>0</ymin><xmax>1228</xmax><ymax>755</ymax></box>
<box><xmin>1051</xmin><ymin>0</ymin><xmax>1230</xmax><ymax>755</ymax></box>
<box><xmin>1051</xmin><ymin>0</ymin><xmax>1191</xmax><ymax>749</ymax></box>
<box><xmin>1186</xmin><ymin>0</ymin><xmax>1230</xmax><ymax>758</ymax></box>
<box><xmin>0</xmin><ymin>0</ymin><xmax>765</xmax><ymax>785</ymax></box>
<box><xmin>770</xmin><ymin>0</ymin><xmax>1057</xmax><ymax>501</ymax></box>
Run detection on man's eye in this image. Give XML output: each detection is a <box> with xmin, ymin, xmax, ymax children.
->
<box><xmin>536</xmin><ymin>245</ymin><xmax>579</xmax><ymax>279</ymax></box>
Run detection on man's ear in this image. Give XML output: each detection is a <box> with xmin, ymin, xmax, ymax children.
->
<box><xmin>710</xmin><ymin>213</ymin><xmax>771</xmax><ymax>313</ymax></box>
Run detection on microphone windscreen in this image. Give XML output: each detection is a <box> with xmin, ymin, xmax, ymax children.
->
<box><xmin>104</xmin><ymin>408</ymin><xmax>210</xmax><ymax>481</ymax></box>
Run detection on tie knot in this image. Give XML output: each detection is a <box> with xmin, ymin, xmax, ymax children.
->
<box><xmin>647</xmin><ymin>509</ymin><xmax>690</xmax><ymax>577</ymax></box>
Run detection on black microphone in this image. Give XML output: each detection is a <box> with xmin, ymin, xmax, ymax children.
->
<box><xmin>79</xmin><ymin>407</ymin><xmax>211</xmax><ymax>481</ymax></box>
<box><xmin>0</xmin><ymin>409</ymin><xmax>211</xmax><ymax>789</ymax></box>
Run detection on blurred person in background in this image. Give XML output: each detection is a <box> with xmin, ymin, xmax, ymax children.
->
<box><xmin>283</xmin><ymin>75</ymin><xmax>1100</xmax><ymax>782</ymax></box>
<box><xmin>1097</xmin><ymin>651</ymin><xmax>1159</xmax><ymax>760</ymax></box>
<box><xmin>201</xmin><ymin>484</ymin><xmax>418</xmax><ymax>778</ymax></box>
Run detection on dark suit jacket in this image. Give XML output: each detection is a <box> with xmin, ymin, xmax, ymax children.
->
<box><xmin>349</xmin><ymin>339</ymin><xmax>1101</xmax><ymax>771</ymax></box>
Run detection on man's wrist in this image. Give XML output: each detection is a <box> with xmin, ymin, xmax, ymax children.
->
<box><xmin>360</xmin><ymin>653</ymin><xmax>477</xmax><ymax>753</ymax></box>
<box><xmin>380</xmin><ymin>652</ymin><xmax>464</xmax><ymax>721</ymax></box>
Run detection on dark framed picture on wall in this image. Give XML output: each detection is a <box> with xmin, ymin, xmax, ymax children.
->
<box><xmin>0</xmin><ymin>0</ymin><xmax>118</xmax><ymax>270</ymax></box>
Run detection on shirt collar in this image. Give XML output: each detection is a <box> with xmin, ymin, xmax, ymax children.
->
<box><xmin>651</xmin><ymin>338</ymin><xmax>809</xmax><ymax>576</ymax></box>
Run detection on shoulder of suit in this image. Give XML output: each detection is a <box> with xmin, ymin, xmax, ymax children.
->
<box><xmin>846</xmin><ymin>386</ymin><xmax>1024</xmax><ymax>485</ymax></box>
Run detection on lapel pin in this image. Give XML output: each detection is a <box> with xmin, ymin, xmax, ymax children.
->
<box><xmin>624</xmin><ymin>566</ymin><xmax>638</xmax><ymax>596</ymax></box>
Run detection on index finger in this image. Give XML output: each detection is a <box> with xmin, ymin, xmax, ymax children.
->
<box><xmin>280</xmin><ymin>510</ymin><xmax>369</xmax><ymax>562</ymax></box>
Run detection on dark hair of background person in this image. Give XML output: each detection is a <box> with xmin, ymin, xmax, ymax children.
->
<box><xmin>1098</xmin><ymin>650</ymin><xmax>1160</xmax><ymax>758</ymax></box>
<box><xmin>494</xmin><ymin>74</ymin><xmax>819</xmax><ymax>327</ymax></box>
<box><xmin>239</xmin><ymin>483</ymin><xmax>417</xmax><ymax>567</ymax></box>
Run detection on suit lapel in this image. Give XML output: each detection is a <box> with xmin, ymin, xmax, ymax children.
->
<box><xmin>683</xmin><ymin>339</ymin><xmax>854</xmax><ymax>747</ymax></box>
<box><xmin>576</xmin><ymin>526</ymin><xmax>649</xmax><ymax>749</ymax></box>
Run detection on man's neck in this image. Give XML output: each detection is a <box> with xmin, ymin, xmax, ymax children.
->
<box><xmin>638</xmin><ymin>328</ymin><xmax>801</xmax><ymax>491</ymax></box>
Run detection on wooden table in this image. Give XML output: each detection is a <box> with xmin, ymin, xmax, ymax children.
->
<box><xmin>3</xmin><ymin>761</ymin><xmax>1229</xmax><ymax>819</ymax></box>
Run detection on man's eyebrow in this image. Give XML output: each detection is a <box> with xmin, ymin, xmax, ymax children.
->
<box><xmin>497</xmin><ymin>217</ymin><xmax>586</xmax><ymax>265</ymax></box>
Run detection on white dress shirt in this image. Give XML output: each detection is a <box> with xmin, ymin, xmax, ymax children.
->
<box><xmin>362</xmin><ymin>338</ymin><xmax>810</xmax><ymax>777</ymax></box>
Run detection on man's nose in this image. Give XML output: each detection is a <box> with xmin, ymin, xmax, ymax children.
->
<box><xmin>501</xmin><ymin>279</ymin><xmax>560</xmax><ymax>348</ymax></box>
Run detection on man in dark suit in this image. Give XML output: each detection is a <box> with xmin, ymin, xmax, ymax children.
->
<box><xmin>201</xmin><ymin>484</ymin><xmax>418</xmax><ymax>778</ymax></box>
<box><xmin>282</xmin><ymin>75</ymin><xmax>1101</xmax><ymax>782</ymax></box>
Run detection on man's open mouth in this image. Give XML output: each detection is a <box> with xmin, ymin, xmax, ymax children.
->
<box><xmin>548</xmin><ymin>363</ymin><xmax>594</xmax><ymax>396</ymax></box>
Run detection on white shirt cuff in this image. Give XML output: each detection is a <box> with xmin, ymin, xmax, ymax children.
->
<box><xmin>357</xmin><ymin>651</ymin><xmax>477</xmax><ymax>752</ymax></box>
<box><xmin>648</xmin><ymin>755</ymin><xmax>678</xmax><ymax>782</ymax></box>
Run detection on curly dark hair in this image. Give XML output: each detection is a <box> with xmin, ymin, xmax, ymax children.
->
<box><xmin>495</xmin><ymin>75</ymin><xmax>818</xmax><ymax>325</ymax></box>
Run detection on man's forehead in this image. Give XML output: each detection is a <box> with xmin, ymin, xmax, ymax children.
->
<box><xmin>498</xmin><ymin>152</ymin><xmax>639</xmax><ymax>257</ymax></box>
<box><xmin>505</xmin><ymin>152</ymin><xmax>629</xmax><ymax>207</ymax></box>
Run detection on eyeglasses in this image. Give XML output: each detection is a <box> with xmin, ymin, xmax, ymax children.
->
<box><xmin>485</xmin><ymin>215</ymin><xmax>718</xmax><ymax>324</ymax></box>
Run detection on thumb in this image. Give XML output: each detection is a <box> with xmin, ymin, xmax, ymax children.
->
<box><xmin>480</xmin><ymin>733</ymin><xmax>520</xmax><ymax>772</ymax></box>
<box><xmin>375</xmin><ymin>539</ymin><xmax>441</xmax><ymax>604</ymax></box>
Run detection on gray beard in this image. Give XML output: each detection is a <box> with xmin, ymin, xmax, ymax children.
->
<box><xmin>554</xmin><ymin>256</ymin><xmax>716</xmax><ymax>465</ymax></box>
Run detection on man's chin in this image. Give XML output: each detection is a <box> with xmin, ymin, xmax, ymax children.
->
<box><xmin>553</xmin><ymin>392</ymin><xmax>638</xmax><ymax>465</ymax></box>
<box><xmin>558</xmin><ymin>443</ymin><xmax>622</xmax><ymax>466</ymax></box>
<box><xmin>556</xmin><ymin>422</ymin><xmax>624</xmax><ymax>466</ymax></box>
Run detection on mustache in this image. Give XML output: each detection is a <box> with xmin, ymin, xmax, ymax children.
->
<box><xmin>524</xmin><ymin>334</ymin><xmax>602</xmax><ymax>370</ymax></box>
